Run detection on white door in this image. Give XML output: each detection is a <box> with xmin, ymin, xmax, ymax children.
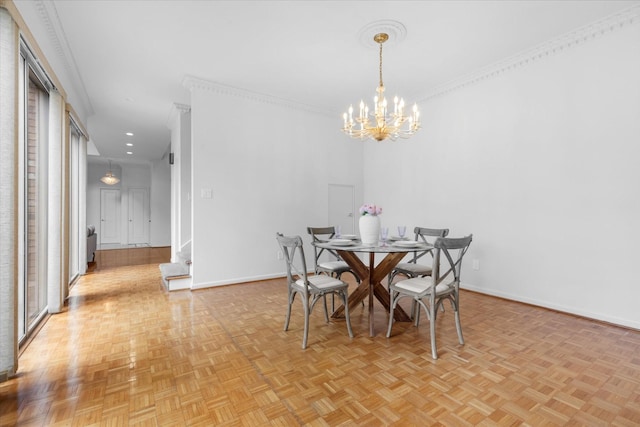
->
<box><xmin>328</xmin><ymin>184</ymin><xmax>355</xmax><ymax>234</ymax></box>
<box><xmin>100</xmin><ymin>188</ymin><xmax>121</xmax><ymax>244</ymax></box>
<box><xmin>128</xmin><ymin>187</ymin><xmax>149</xmax><ymax>245</ymax></box>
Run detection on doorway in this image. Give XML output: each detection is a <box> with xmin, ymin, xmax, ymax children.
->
<box><xmin>328</xmin><ymin>184</ymin><xmax>355</xmax><ymax>234</ymax></box>
<box><xmin>100</xmin><ymin>188</ymin><xmax>121</xmax><ymax>245</ymax></box>
<box><xmin>128</xmin><ymin>187</ymin><xmax>150</xmax><ymax>245</ymax></box>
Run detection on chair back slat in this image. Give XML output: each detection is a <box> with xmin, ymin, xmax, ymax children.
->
<box><xmin>433</xmin><ymin>235</ymin><xmax>473</xmax><ymax>285</ymax></box>
<box><xmin>409</xmin><ymin>227</ymin><xmax>449</xmax><ymax>263</ymax></box>
<box><xmin>276</xmin><ymin>233</ymin><xmax>309</xmax><ymax>288</ymax></box>
<box><xmin>307</xmin><ymin>226</ymin><xmax>340</xmax><ymax>265</ymax></box>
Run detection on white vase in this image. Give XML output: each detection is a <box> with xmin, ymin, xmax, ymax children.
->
<box><xmin>359</xmin><ymin>215</ymin><xmax>381</xmax><ymax>246</ymax></box>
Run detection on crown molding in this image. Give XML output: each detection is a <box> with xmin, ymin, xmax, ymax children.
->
<box><xmin>33</xmin><ymin>0</ymin><xmax>94</xmax><ymax>116</ymax></box>
<box><xmin>420</xmin><ymin>4</ymin><xmax>640</xmax><ymax>102</ymax></box>
<box><xmin>173</xmin><ymin>103</ymin><xmax>191</xmax><ymax>114</ymax></box>
<box><xmin>166</xmin><ymin>102</ymin><xmax>191</xmax><ymax>129</ymax></box>
<box><xmin>182</xmin><ymin>75</ymin><xmax>334</xmax><ymax>117</ymax></box>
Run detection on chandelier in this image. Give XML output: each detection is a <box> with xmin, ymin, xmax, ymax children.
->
<box><xmin>100</xmin><ymin>160</ymin><xmax>120</xmax><ymax>185</ymax></box>
<box><xmin>342</xmin><ymin>33</ymin><xmax>420</xmax><ymax>142</ymax></box>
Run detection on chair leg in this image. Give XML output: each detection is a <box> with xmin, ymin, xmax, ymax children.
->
<box><xmin>332</xmin><ymin>272</ymin><xmax>341</xmax><ymax>312</ymax></box>
<box><xmin>343</xmin><ymin>271</ymin><xmax>364</xmax><ymax>308</ymax></box>
<box><xmin>386</xmin><ymin>291</ymin><xmax>398</xmax><ymax>338</ymax></box>
<box><xmin>430</xmin><ymin>303</ymin><xmax>438</xmax><ymax>360</ymax></box>
<box><xmin>352</xmin><ymin>271</ymin><xmax>361</xmax><ymax>285</ymax></box>
<box><xmin>454</xmin><ymin>310</ymin><xmax>464</xmax><ymax>345</ymax></box>
<box><xmin>341</xmin><ymin>291</ymin><xmax>354</xmax><ymax>338</ymax></box>
<box><xmin>453</xmin><ymin>297</ymin><xmax>464</xmax><ymax>345</ymax></box>
<box><xmin>415</xmin><ymin>298</ymin><xmax>435</xmax><ymax>326</ymax></box>
<box><xmin>309</xmin><ymin>294</ymin><xmax>328</xmax><ymax>323</ymax></box>
<box><xmin>284</xmin><ymin>291</ymin><xmax>295</xmax><ymax>331</ymax></box>
<box><xmin>302</xmin><ymin>297</ymin><xmax>310</xmax><ymax>349</ymax></box>
<box><xmin>322</xmin><ymin>295</ymin><xmax>330</xmax><ymax>323</ymax></box>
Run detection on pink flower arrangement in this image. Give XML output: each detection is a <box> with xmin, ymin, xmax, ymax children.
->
<box><xmin>359</xmin><ymin>203</ymin><xmax>382</xmax><ymax>216</ymax></box>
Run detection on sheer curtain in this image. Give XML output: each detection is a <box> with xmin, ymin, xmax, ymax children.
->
<box><xmin>47</xmin><ymin>90</ymin><xmax>64</xmax><ymax>314</ymax></box>
<box><xmin>0</xmin><ymin>6</ymin><xmax>19</xmax><ymax>380</ymax></box>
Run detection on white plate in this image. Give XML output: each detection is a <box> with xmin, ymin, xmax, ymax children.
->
<box><xmin>339</xmin><ymin>234</ymin><xmax>357</xmax><ymax>240</ymax></box>
<box><xmin>393</xmin><ymin>240</ymin><xmax>422</xmax><ymax>248</ymax></box>
<box><xmin>331</xmin><ymin>239</ymin><xmax>355</xmax><ymax>246</ymax></box>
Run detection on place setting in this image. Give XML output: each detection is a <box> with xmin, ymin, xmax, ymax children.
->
<box><xmin>329</xmin><ymin>238</ymin><xmax>357</xmax><ymax>246</ymax></box>
<box><xmin>387</xmin><ymin>225</ymin><xmax>409</xmax><ymax>243</ymax></box>
<box><xmin>331</xmin><ymin>226</ymin><xmax>359</xmax><ymax>245</ymax></box>
<box><xmin>391</xmin><ymin>239</ymin><xmax>424</xmax><ymax>248</ymax></box>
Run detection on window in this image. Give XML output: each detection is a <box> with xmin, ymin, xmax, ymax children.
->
<box><xmin>18</xmin><ymin>41</ymin><xmax>51</xmax><ymax>344</ymax></box>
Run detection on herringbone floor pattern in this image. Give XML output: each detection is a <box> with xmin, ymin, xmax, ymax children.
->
<box><xmin>1</xmin><ymin>262</ymin><xmax>639</xmax><ymax>426</ymax></box>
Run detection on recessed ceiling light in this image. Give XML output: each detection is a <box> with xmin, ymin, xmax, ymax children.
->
<box><xmin>126</xmin><ymin>143</ymin><xmax>133</xmax><ymax>146</ymax></box>
<box><xmin>126</xmin><ymin>151</ymin><xmax>133</xmax><ymax>155</ymax></box>
<box><xmin>125</xmin><ymin>132</ymin><xmax>134</xmax><ymax>136</ymax></box>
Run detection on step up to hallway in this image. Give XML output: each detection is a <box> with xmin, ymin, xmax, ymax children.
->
<box><xmin>159</xmin><ymin>262</ymin><xmax>191</xmax><ymax>291</ymax></box>
<box><xmin>160</xmin><ymin>243</ymin><xmax>192</xmax><ymax>291</ymax></box>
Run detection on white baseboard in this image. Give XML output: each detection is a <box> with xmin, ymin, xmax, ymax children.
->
<box><xmin>461</xmin><ymin>283</ymin><xmax>640</xmax><ymax>330</ymax></box>
<box><xmin>191</xmin><ymin>272</ymin><xmax>285</xmax><ymax>290</ymax></box>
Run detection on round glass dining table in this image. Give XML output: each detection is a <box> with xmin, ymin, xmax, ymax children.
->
<box><xmin>312</xmin><ymin>239</ymin><xmax>433</xmax><ymax>337</ymax></box>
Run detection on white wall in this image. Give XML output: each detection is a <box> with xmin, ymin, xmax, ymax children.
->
<box><xmin>188</xmin><ymin>80</ymin><xmax>363</xmax><ymax>288</ymax></box>
<box><xmin>150</xmin><ymin>156</ymin><xmax>171</xmax><ymax>247</ymax></box>
<box><xmin>180</xmin><ymin>111</ymin><xmax>192</xmax><ymax>249</ymax></box>
<box><xmin>168</xmin><ymin>104</ymin><xmax>191</xmax><ymax>261</ymax></box>
<box><xmin>364</xmin><ymin>23</ymin><xmax>640</xmax><ymax>328</ymax></box>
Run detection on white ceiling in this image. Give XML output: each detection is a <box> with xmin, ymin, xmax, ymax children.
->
<box><xmin>13</xmin><ymin>0</ymin><xmax>639</xmax><ymax>164</ymax></box>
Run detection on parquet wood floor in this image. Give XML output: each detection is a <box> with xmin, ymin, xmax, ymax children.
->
<box><xmin>2</xmin><ymin>261</ymin><xmax>639</xmax><ymax>426</ymax></box>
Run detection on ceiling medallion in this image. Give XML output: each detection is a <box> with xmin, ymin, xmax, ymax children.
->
<box><xmin>358</xmin><ymin>20</ymin><xmax>407</xmax><ymax>49</ymax></box>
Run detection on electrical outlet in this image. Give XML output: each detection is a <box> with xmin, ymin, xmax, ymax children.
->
<box><xmin>277</xmin><ymin>250</ymin><xmax>284</xmax><ymax>260</ymax></box>
<box><xmin>473</xmin><ymin>259</ymin><xmax>480</xmax><ymax>271</ymax></box>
